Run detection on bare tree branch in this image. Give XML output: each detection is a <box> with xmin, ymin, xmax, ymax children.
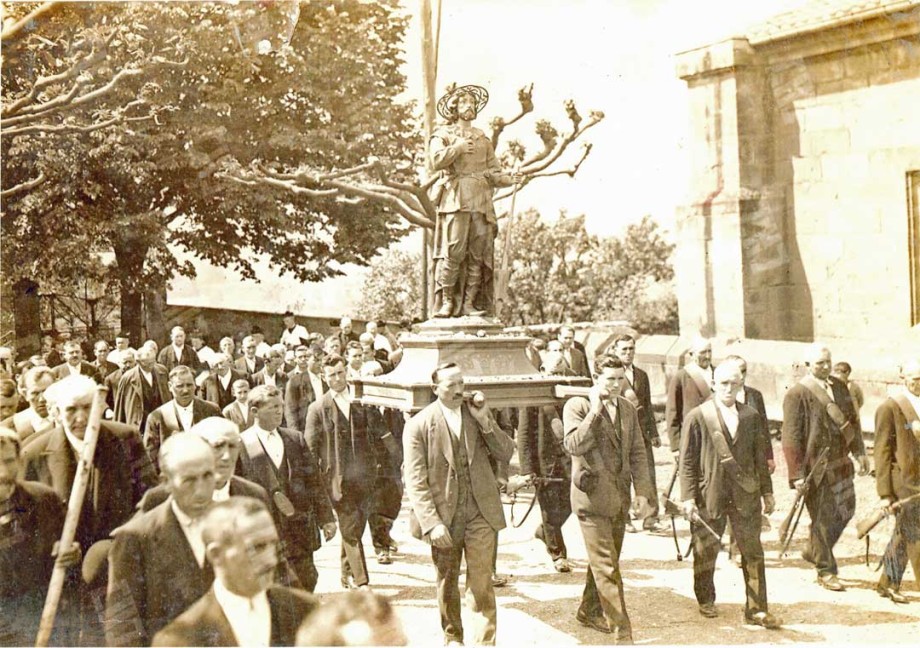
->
<box><xmin>2</xmin><ymin>106</ymin><xmax>155</xmax><ymax>137</ymax></box>
<box><xmin>1</xmin><ymin>1</ymin><xmax>59</xmax><ymax>41</ymax></box>
<box><xmin>490</xmin><ymin>83</ymin><xmax>534</xmax><ymax>149</ymax></box>
<box><xmin>0</xmin><ymin>171</ymin><xmax>46</xmax><ymax>198</ymax></box>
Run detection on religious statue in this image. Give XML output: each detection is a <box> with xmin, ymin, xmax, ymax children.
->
<box><xmin>428</xmin><ymin>85</ymin><xmax>518</xmax><ymax>318</ymax></box>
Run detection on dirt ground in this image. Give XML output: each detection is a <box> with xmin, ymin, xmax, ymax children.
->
<box><xmin>310</xmin><ymin>431</ymin><xmax>920</xmax><ymax>645</ymax></box>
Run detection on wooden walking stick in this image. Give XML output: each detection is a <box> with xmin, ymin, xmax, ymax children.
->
<box><xmin>35</xmin><ymin>385</ymin><xmax>108</xmax><ymax>648</ymax></box>
<box><xmin>494</xmin><ymin>165</ymin><xmax>521</xmax><ymax>307</ymax></box>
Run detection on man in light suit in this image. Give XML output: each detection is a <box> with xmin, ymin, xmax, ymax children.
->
<box><xmin>563</xmin><ymin>355</ymin><xmax>654</xmax><ymax>641</ymax></box>
<box><xmin>105</xmin><ymin>434</ymin><xmax>218</xmax><ymax>646</ymax></box>
<box><xmin>202</xmin><ymin>353</ymin><xmax>245</xmax><ymax>411</ymax></box>
<box><xmin>51</xmin><ymin>340</ymin><xmax>103</xmax><ymax>383</ymax></box>
<box><xmin>152</xmin><ymin>497</ymin><xmax>317</xmax><ymax>647</ymax></box>
<box><xmin>157</xmin><ymin>326</ymin><xmax>202</xmax><ymax>374</ymax></box>
<box><xmin>144</xmin><ymin>366</ymin><xmax>221</xmax><ymax>473</ymax></box>
<box><xmin>305</xmin><ymin>354</ymin><xmax>399</xmax><ymax>590</ymax></box>
<box><xmin>666</xmin><ymin>337</ymin><xmax>713</xmax><ymax>459</ymax></box>
<box><xmin>403</xmin><ymin>362</ymin><xmax>514</xmax><ymax>646</ymax></box>
<box><xmin>679</xmin><ymin>362</ymin><xmax>780</xmax><ymax>628</ymax></box>
<box><xmin>114</xmin><ymin>346</ymin><xmax>170</xmax><ymax>434</ymax></box>
<box><xmin>223</xmin><ymin>379</ymin><xmax>256</xmax><ymax>430</ymax></box>
<box><xmin>1</xmin><ymin>366</ymin><xmax>55</xmax><ymax>444</ymax></box>
<box><xmin>284</xmin><ymin>345</ymin><xmax>325</xmax><ymax>433</ymax></box>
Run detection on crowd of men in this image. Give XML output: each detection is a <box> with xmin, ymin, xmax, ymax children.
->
<box><xmin>1</xmin><ymin>312</ymin><xmax>918</xmax><ymax>646</ymax></box>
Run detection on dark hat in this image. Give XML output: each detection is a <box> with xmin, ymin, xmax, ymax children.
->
<box><xmin>437</xmin><ymin>84</ymin><xmax>489</xmax><ymax>120</ymax></box>
<box><xmin>251</xmin><ymin>325</ymin><xmax>263</xmax><ymax>335</ymax></box>
<box><xmin>282</xmin><ymin>310</ymin><xmax>294</xmax><ymax>318</ymax></box>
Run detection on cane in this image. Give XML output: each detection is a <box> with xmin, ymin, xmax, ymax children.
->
<box><xmin>35</xmin><ymin>386</ymin><xmax>108</xmax><ymax>647</ymax></box>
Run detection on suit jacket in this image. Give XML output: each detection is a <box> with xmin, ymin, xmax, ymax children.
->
<box><xmin>222</xmin><ymin>401</ymin><xmax>256</xmax><ymax>430</ymax></box>
<box><xmin>234</xmin><ymin>356</ymin><xmax>265</xmax><ymax>382</ymax></box>
<box><xmin>252</xmin><ymin>369</ymin><xmax>289</xmax><ymax>399</ymax></box>
<box><xmin>237</xmin><ymin>427</ymin><xmax>335</xmax><ymax>558</ymax></box>
<box><xmin>679</xmin><ymin>401</ymin><xmax>772</xmax><ymax>519</ymax></box>
<box><xmin>742</xmin><ymin>385</ymin><xmax>773</xmax><ymax>461</ymax></box>
<box><xmin>157</xmin><ymin>344</ymin><xmax>202</xmax><ymax>373</ymax></box>
<box><xmin>51</xmin><ymin>360</ymin><xmax>102</xmax><ymax>383</ymax></box>
<box><xmin>137</xmin><ymin>475</ymin><xmax>271</xmax><ymax>513</ymax></box>
<box><xmin>517</xmin><ymin>404</ymin><xmax>569</xmax><ymax>479</ymax></box>
<box><xmin>403</xmin><ymin>401</ymin><xmax>514</xmax><ymax>539</ymax></box>
<box><xmin>874</xmin><ymin>396</ymin><xmax>920</xmax><ymax>500</ymax></box>
<box><xmin>561</xmin><ymin>347</ymin><xmax>591</xmax><ymax>378</ymax></box>
<box><xmin>626</xmin><ymin>365</ymin><xmax>658</xmax><ymax>443</ymax></box>
<box><xmin>781</xmin><ymin>375</ymin><xmax>864</xmax><ymax>487</ymax></box>
<box><xmin>284</xmin><ymin>370</ymin><xmax>325</xmax><ymax>433</ymax></box>
<box><xmin>94</xmin><ymin>359</ymin><xmax>120</xmax><ymax>379</ymax></box>
<box><xmin>144</xmin><ymin>398</ymin><xmax>222</xmax><ymax>471</ymax></box>
<box><xmin>563</xmin><ymin>396</ymin><xmax>654</xmax><ymax>518</ymax></box>
<box><xmin>106</xmin><ymin>500</ymin><xmax>215</xmax><ymax>646</ymax></box>
<box><xmin>105</xmin><ymin>368</ymin><xmax>126</xmax><ymax>414</ymax></box>
<box><xmin>665</xmin><ymin>365</ymin><xmax>713</xmax><ymax>451</ymax></box>
<box><xmin>152</xmin><ymin>585</ymin><xmax>316</xmax><ymax>647</ymax></box>
<box><xmin>114</xmin><ymin>365</ymin><xmax>171</xmax><ymax>430</ymax></box>
<box><xmin>22</xmin><ymin>421</ymin><xmax>156</xmax><ymax>552</ymax></box>
<box><xmin>305</xmin><ymin>391</ymin><xmax>398</xmax><ymax>503</ymax></box>
<box><xmin>203</xmin><ymin>370</ymin><xmax>246</xmax><ymax>411</ymax></box>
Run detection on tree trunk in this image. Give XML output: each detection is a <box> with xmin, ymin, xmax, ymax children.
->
<box><xmin>112</xmin><ymin>234</ymin><xmax>148</xmax><ymax>348</ymax></box>
<box><xmin>144</xmin><ymin>285</ymin><xmax>167</xmax><ymax>345</ymax></box>
<box><xmin>119</xmin><ymin>288</ymin><xmax>143</xmax><ymax>347</ymax></box>
<box><xmin>12</xmin><ymin>278</ymin><xmax>41</xmax><ymax>357</ymax></box>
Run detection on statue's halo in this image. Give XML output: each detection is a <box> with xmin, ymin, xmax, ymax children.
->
<box><xmin>437</xmin><ymin>85</ymin><xmax>489</xmax><ymax>120</ymax></box>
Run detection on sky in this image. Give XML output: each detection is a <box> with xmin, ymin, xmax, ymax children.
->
<box><xmin>399</xmin><ymin>0</ymin><xmax>813</xmax><ymax>238</ymax></box>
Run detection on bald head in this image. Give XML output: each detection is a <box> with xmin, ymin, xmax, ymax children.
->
<box><xmin>712</xmin><ymin>362</ymin><xmax>743</xmax><ymax>407</ymax></box>
<box><xmin>903</xmin><ymin>359</ymin><xmax>920</xmax><ymax>397</ymax></box>
<box><xmin>690</xmin><ymin>337</ymin><xmax>712</xmax><ymax>369</ymax></box>
<box><xmin>804</xmin><ymin>343</ymin><xmax>832</xmax><ymax>380</ymax></box>
<box><xmin>190</xmin><ymin>417</ymin><xmax>241</xmax><ymax>488</ymax></box>
<box><xmin>160</xmin><ymin>433</ymin><xmax>216</xmax><ymax>518</ymax></box>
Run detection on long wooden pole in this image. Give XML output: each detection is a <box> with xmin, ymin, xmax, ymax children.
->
<box><xmin>35</xmin><ymin>385</ymin><xmax>108</xmax><ymax>647</ymax></box>
<box><xmin>420</xmin><ymin>0</ymin><xmax>441</xmax><ymax>319</ymax></box>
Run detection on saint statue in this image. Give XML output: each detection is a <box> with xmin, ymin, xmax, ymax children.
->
<box><xmin>428</xmin><ymin>85</ymin><xmax>518</xmax><ymax>318</ymax></box>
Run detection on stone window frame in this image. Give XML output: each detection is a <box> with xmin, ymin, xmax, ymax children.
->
<box><xmin>910</xmin><ymin>170</ymin><xmax>920</xmax><ymax>327</ymax></box>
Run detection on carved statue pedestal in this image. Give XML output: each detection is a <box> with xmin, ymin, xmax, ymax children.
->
<box><xmin>353</xmin><ymin>316</ymin><xmax>589</xmax><ymax>412</ymax></box>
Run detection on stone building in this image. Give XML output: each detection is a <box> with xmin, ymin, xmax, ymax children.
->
<box><xmin>641</xmin><ymin>0</ymin><xmax>920</xmax><ymax>426</ymax></box>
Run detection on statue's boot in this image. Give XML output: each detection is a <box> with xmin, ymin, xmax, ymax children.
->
<box><xmin>460</xmin><ymin>268</ymin><xmax>486</xmax><ymax>316</ymax></box>
<box><xmin>434</xmin><ymin>295</ymin><xmax>455</xmax><ymax>318</ymax></box>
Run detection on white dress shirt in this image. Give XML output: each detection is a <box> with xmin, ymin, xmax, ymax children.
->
<box><xmin>624</xmin><ymin>365</ymin><xmax>635</xmax><ymax>387</ymax></box>
<box><xmin>218</xmin><ymin>370</ymin><xmax>232</xmax><ymax>391</ymax></box>
<box><xmin>262</xmin><ymin>371</ymin><xmax>277</xmax><ymax>388</ymax></box>
<box><xmin>170</xmin><ymin>499</ymin><xmax>206</xmax><ymax>568</ymax></box>
<box><xmin>716</xmin><ymin>401</ymin><xmax>740</xmax><ymax>439</ymax></box>
<box><xmin>280</xmin><ymin>325</ymin><xmax>309</xmax><ymax>349</ymax></box>
<box><xmin>905</xmin><ymin>390</ymin><xmax>920</xmax><ymax>419</ymax></box>
<box><xmin>438</xmin><ymin>401</ymin><xmax>462</xmax><ymax>440</ymax></box>
<box><xmin>255</xmin><ymin>425</ymin><xmax>285</xmax><ymax>469</ymax></box>
<box><xmin>172</xmin><ymin>345</ymin><xmax>184</xmax><ymax>363</ymax></box>
<box><xmin>212</xmin><ymin>481</ymin><xmax>231</xmax><ymax>503</ymax></box>
<box><xmin>213</xmin><ymin>579</ymin><xmax>271</xmax><ymax>647</ymax></box>
<box><xmin>66</xmin><ymin>362</ymin><xmax>82</xmax><ymax>376</ymax></box>
<box><xmin>175</xmin><ymin>401</ymin><xmax>195</xmax><ymax>432</ymax></box>
<box><xmin>244</xmin><ymin>357</ymin><xmax>257</xmax><ymax>373</ymax></box>
<box><xmin>308</xmin><ymin>373</ymin><xmax>324</xmax><ymax>400</ymax></box>
<box><xmin>139</xmin><ymin>367</ymin><xmax>154</xmax><ymax>386</ymax></box>
<box><xmin>604</xmin><ymin>401</ymin><xmax>618</xmax><ymax>425</ymax></box>
<box><xmin>331</xmin><ymin>388</ymin><xmax>350</xmax><ymax>420</ymax></box>
<box><xmin>27</xmin><ymin>408</ymin><xmax>54</xmax><ymax>436</ymax></box>
<box><xmin>236</xmin><ymin>402</ymin><xmax>250</xmax><ymax>423</ymax></box>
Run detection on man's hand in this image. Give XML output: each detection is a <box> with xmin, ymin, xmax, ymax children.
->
<box><xmin>672</xmin><ymin>449</ymin><xmax>680</xmax><ymax>464</ymax></box>
<box><xmin>322</xmin><ymin>522</ymin><xmax>338</xmax><ymax>542</ymax></box>
<box><xmin>793</xmin><ymin>478</ymin><xmax>807</xmax><ymax>495</ymax></box>
<box><xmin>429</xmin><ymin>524</ymin><xmax>453</xmax><ymax>549</ymax></box>
<box><xmin>588</xmin><ymin>384</ymin><xmax>607</xmax><ymax>415</ymax></box>
<box><xmin>468</xmin><ymin>394</ymin><xmax>492</xmax><ymax>429</ymax></box>
<box><xmin>762</xmin><ymin>493</ymin><xmax>775</xmax><ymax>515</ymax></box>
<box><xmin>682</xmin><ymin>499</ymin><xmax>698</xmax><ymax>520</ymax></box>
<box><xmin>506</xmin><ymin>474</ymin><xmax>534</xmax><ymax>494</ymax></box>
<box><xmin>634</xmin><ymin>496</ymin><xmax>654</xmax><ymax>520</ymax></box>
<box><xmin>857</xmin><ymin>454</ymin><xmax>870</xmax><ymax>476</ymax></box>
<box><xmin>52</xmin><ymin>540</ymin><xmax>82</xmax><ymax>569</ymax></box>
<box><xmin>650</xmin><ymin>436</ymin><xmax>662</xmax><ymax>448</ymax></box>
<box><xmin>767</xmin><ymin>459</ymin><xmax>776</xmax><ymax>474</ymax></box>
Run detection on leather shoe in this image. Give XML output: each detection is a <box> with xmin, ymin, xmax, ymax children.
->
<box><xmin>817</xmin><ymin>574</ymin><xmax>845</xmax><ymax>591</ymax></box>
<box><xmin>376</xmin><ymin>549</ymin><xmax>392</xmax><ymax>565</ymax></box>
<box><xmin>877</xmin><ymin>584</ymin><xmax>909</xmax><ymax>604</ymax></box>
<box><xmin>625</xmin><ymin>521</ymin><xmax>639</xmax><ymax>533</ymax></box>
<box><xmin>698</xmin><ymin>603</ymin><xmax>718</xmax><ymax>618</ymax></box>
<box><xmin>745</xmin><ymin>611</ymin><xmax>782</xmax><ymax>629</ymax></box>
<box><xmin>553</xmin><ymin>558</ymin><xmax>571</xmax><ymax>573</ymax></box>
<box><xmin>491</xmin><ymin>572</ymin><xmax>509</xmax><ymax>588</ymax></box>
<box><xmin>341</xmin><ymin>575</ymin><xmax>357</xmax><ymax>590</ymax></box>
<box><xmin>576</xmin><ymin>610</ymin><xmax>611</xmax><ymax>634</ymax></box>
<box><xmin>642</xmin><ymin>518</ymin><xmax>666</xmax><ymax>533</ymax></box>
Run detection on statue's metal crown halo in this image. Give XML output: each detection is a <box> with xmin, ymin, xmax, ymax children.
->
<box><xmin>437</xmin><ymin>85</ymin><xmax>489</xmax><ymax>120</ymax></box>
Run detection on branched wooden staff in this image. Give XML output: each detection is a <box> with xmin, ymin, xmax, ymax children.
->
<box><xmin>35</xmin><ymin>385</ymin><xmax>108</xmax><ymax>648</ymax></box>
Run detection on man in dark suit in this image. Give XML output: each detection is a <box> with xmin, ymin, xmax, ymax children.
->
<box><xmin>91</xmin><ymin>340</ymin><xmax>119</xmax><ymax>381</ymax></box>
<box><xmin>337</xmin><ymin>316</ymin><xmax>361</xmax><ymax>349</ymax></box>
<box><xmin>284</xmin><ymin>345</ymin><xmax>326</xmax><ymax>433</ymax></box>
<box><xmin>610</xmin><ymin>334</ymin><xmax>664</xmax><ymax>533</ymax></box>
<box><xmin>252</xmin><ymin>347</ymin><xmax>288</xmax><ymax>399</ymax></box>
<box><xmin>238</xmin><ymin>385</ymin><xmax>337</xmax><ymax>592</ymax></box>
<box><xmin>152</xmin><ymin>497</ymin><xmax>317</xmax><ymax>647</ymax></box>
<box><xmin>563</xmin><ymin>355</ymin><xmax>654</xmax><ymax>641</ymax></box>
<box><xmin>306</xmin><ymin>354</ymin><xmax>399</xmax><ymax>589</ymax></box>
<box><xmin>666</xmin><ymin>337</ymin><xmax>713</xmax><ymax>459</ymax></box>
<box><xmin>105</xmin><ymin>434</ymin><xmax>218</xmax><ymax>646</ymax></box>
<box><xmin>114</xmin><ymin>346</ymin><xmax>170</xmax><ymax>434</ymax></box>
<box><xmin>104</xmin><ymin>349</ymin><xmax>136</xmax><ymax>419</ymax></box>
<box><xmin>51</xmin><ymin>340</ymin><xmax>103</xmax><ymax>383</ymax></box>
<box><xmin>724</xmin><ymin>355</ymin><xmax>773</xmax><ymax>472</ymax></box>
<box><xmin>202</xmin><ymin>353</ymin><xmax>245</xmax><ymax>411</ymax></box>
<box><xmin>157</xmin><ymin>326</ymin><xmax>202</xmax><ymax>374</ymax></box>
<box><xmin>144</xmin><ymin>366</ymin><xmax>221</xmax><ymax>473</ymax></box>
<box><xmin>679</xmin><ymin>362</ymin><xmax>780</xmax><ymax>628</ymax></box>
<box><xmin>782</xmin><ymin>343</ymin><xmax>870</xmax><ymax>592</ymax></box>
<box><xmin>223</xmin><ymin>379</ymin><xmax>256</xmax><ymax>430</ymax></box>
<box><xmin>558</xmin><ymin>325</ymin><xmax>590</xmax><ymax>378</ymax></box>
<box><xmin>403</xmin><ymin>363</ymin><xmax>514</xmax><ymax>646</ymax></box>
<box><xmin>872</xmin><ymin>358</ymin><xmax>920</xmax><ymax>604</ymax></box>
<box><xmin>516</xmin><ymin>352</ymin><xmax>572</xmax><ymax>572</ymax></box>
<box><xmin>1</xmin><ymin>429</ymin><xmax>82</xmax><ymax>645</ymax></box>
<box><xmin>234</xmin><ymin>336</ymin><xmax>265</xmax><ymax>383</ymax></box>
<box><xmin>2</xmin><ymin>365</ymin><xmax>56</xmax><ymax>445</ymax></box>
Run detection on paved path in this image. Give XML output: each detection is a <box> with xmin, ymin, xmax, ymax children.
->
<box><xmin>311</xmin><ymin>439</ymin><xmax>920</xmax><ymax>645</ymax></box>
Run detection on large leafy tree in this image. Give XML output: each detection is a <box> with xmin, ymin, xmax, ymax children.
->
<box><xmin>2</xmin><ymin>0</ymin><xmax>417</xmax><ymax>346</ymax></box>
<box><xmin>356</xmin><ymin>248</ymin><xmax>423</xmax><ymax>323</ymax></box>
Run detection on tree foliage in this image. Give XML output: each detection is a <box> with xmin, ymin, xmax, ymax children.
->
<box><xmin>497</xmin><ymin>211</ymin><xmax>678</xmax><ymax>333</ymax></box>
<box><xmin>1</xmin><ymin>0</ymin><xmax>417</xmax><ymax>339</ymax></box>
<box><xmin>356</xmin><ymin>248</ymin><xmax>423</xmax><ymax>323</ymax></box>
